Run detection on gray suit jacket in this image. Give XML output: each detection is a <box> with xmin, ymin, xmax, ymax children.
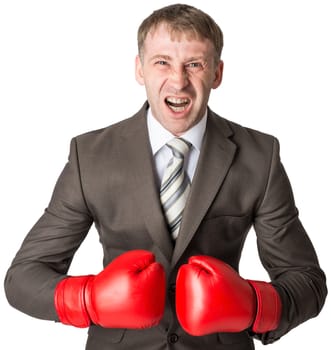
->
<box><xmin>5</xmin><ymin>102</ymin><xmax>327</xmax><ymax>349</ymax></box>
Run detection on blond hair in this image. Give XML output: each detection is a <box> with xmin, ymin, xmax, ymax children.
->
<box><xmin>137</xmin><ymin>4</ymin><xmax>224</xmax><ymax>64</ymax></box>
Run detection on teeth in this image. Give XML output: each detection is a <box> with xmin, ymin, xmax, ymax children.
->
<box><xmin>166</xmin><ymin>97</ymin><xmax>189</xmax><ymax>112</ymax></box>
<box><xmin>169</xmin><ymin>105</ymin><xmax>186</xmax><ymax>112</ymax></box>
<box><xmin>166</xmin><ymin>97</ymin><xmax>189</xmax><ymax>105</ymax></box>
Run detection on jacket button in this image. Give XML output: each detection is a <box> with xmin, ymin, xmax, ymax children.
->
<box><xmin>168</xmin><ymin>333</ymin><xmax>179</xmax><ymax>344</ymax></box>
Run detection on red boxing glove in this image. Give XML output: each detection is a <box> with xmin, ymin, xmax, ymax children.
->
<box><xmin>54</xmin><ymin>250</ymin><xmax>166</xmax><ymax>328</ymax></box>
<box><xmin>176</xmin><ymin>255</ymin><xmax>282</xmax><ymax>336</ymax></box>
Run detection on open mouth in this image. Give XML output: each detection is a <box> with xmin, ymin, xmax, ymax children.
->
<box><xmin>165</xmin><ymin>97</ymin><xmax>190</xmax><ymax>112</ymax></box>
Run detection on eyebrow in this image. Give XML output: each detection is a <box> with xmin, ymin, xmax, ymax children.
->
<box><xmin>149</xmin><ymin>54</ymin><xmax>172</xmax><ymax>61</ymax></box>
<box><xmin>149</xmin><ymin>54</ymin><xmax>207</xmax><ymax>62</ymax></box>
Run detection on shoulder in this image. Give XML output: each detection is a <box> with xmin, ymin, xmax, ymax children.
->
<box><xmin>208</xmin><ymin>109</ymin><xmax>279</xmax><ymax>155</ymax></box>
<box><xmin>71</xmin><ymin>103</ymin><xmax>148</xmax><ymax>151</ymax></box>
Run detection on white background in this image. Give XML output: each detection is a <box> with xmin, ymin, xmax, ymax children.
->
<box><xmin>1</xmin><ymin>0</ymin><xmax>330</xmax><ymax>348</ymax></box>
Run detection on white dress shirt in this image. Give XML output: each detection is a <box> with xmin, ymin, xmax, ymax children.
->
<box><xmin>147</xmin><ymin>108</ymin><xmax>207</xmax><ymax>186</ymax></box>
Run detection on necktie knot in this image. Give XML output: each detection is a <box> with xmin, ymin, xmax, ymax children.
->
<box><xmin>166</xmin><ymin>137</ymin><xmax>192</xmax><ymax>159</ymax></box>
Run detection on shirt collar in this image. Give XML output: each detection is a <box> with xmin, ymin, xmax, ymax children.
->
<box><xmin>147</xmin><ymin>108</ymin><xmax>207</xmax><ymax>155</ymax></box>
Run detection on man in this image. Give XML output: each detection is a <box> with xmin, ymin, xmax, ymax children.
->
<box><xmin>5</xmin><ymin>4</ymin><xmax>327</xmax><ymax>349</ymax></box>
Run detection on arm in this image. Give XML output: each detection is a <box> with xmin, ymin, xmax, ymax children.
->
<box><xmin>253</xmin><ymin>138</ymin><xmax>327</xmax><ymax>343</ymax></box>
<box><xmin>4</xmin><ymin>138</ymin><xmax>93</xmax><ymax>320</ymax></box>
<box><xmin>175</xmin><ymin>137</ymin><xmax>327</xmax><ymax>342</ymax></box>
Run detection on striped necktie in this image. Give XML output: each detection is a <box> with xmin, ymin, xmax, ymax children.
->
<box><xmin>160</xmin><ymin>137</ymin><xmax>192</xmax><ymax>240</ymax></box>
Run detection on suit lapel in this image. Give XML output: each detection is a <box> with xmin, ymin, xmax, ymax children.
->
<box><xmin>120</xmin><ymin>104</ymin><xmax>173</xmax><ymax>263</ymax></box>
<box><xmin>118</xmin><ymin>105</ymin><xmax>237</xmax><ymax>267</ymax></box>
<box><xmin>171</xmin><ymin>110</ymin><xmax>237</xmax><ymax>268</ymax></box>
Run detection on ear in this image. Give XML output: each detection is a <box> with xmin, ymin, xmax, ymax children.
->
<box><xmin>212</xmin><ymin>60</ymin><xmax>224</xmax><ymax>89</ymax></box>
<box><xmin>135</xmin><ymin>55</ymin><xmax>145</xmax><ymax>86</ymax></box>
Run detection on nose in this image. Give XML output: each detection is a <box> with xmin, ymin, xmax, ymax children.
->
<box><xmin>169</xmin><ymin>66</ymin><xmax>189</xmax><ymax>92</ymax></box>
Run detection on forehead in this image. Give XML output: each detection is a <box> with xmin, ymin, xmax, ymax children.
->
<box><xmin>143</xmin><ymin>23</ymin><xmax>214</xmax><ymax>58</ymax></box>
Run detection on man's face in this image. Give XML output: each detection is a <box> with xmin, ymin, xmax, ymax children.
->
<box><xmin>135</xmin><ymin>23</ymin><xmax>223</xmax><ymax>136</ymax></box>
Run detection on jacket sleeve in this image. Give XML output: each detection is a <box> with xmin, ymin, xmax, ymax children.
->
<box><xmin>253</xmin><ymin>137</ymin><xmax>327</xmax><ymax>344</ymax></box>
<box><xmin>4</xmin><ymin>138</ymin><xmax>93</xmax><ymax>321</ymax></box>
